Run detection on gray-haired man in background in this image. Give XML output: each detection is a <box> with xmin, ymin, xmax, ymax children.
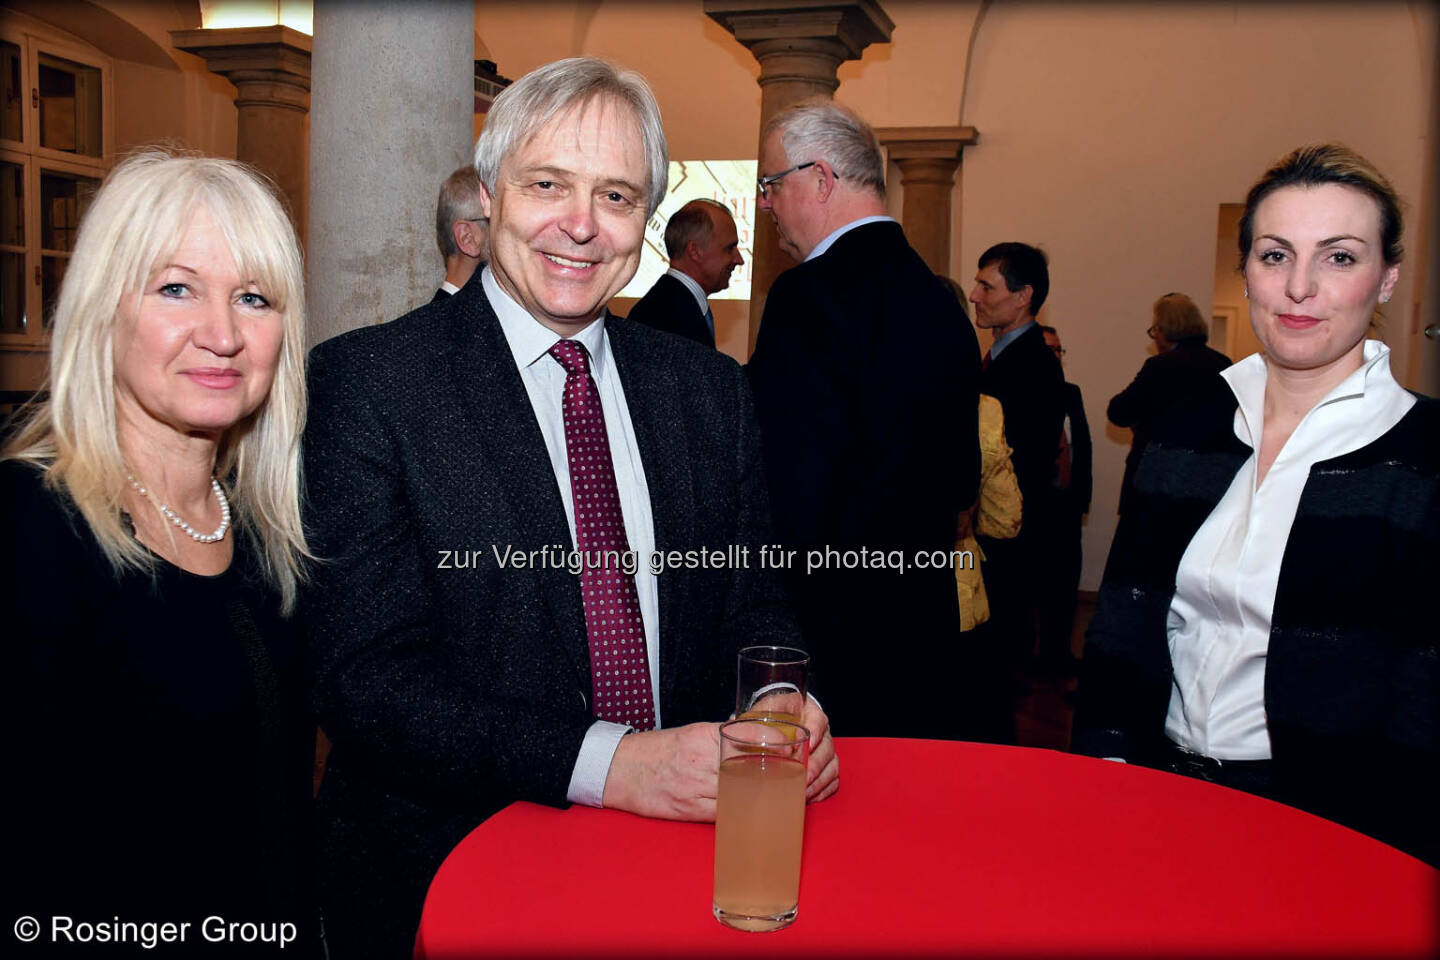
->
<box><xmin>432</xmin><ymin>163</ymin><xmax>488</xmax><ymax>301</ymax></box>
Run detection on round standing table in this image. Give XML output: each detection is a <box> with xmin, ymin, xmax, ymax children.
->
<box><xmin>416</xmin><ymin>738</ymin><xmax>1438</xmax><ymax>958</ymax></box>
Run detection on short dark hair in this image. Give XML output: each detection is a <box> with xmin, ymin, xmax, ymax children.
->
<box><xmin>1237</xmin><ymin>143</ymin><xmax>1404</xmax><ymax>270</ymax></box>
<box><xmin>1037</xmin><ymin>324</ymin><xmax>1057</xmax><ymax>337</ymax></box>
<box><xmin>663</xmin><ymin>199</ymin><xmax>726</xmax><ymax>259</ymax></box>
<box><xmin>978</xmin><ymin>242</ymin><xmax>1049</xmax><ymax>315</ymax></box>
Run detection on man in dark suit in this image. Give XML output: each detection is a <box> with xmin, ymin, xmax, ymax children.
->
<box><xmin>1037</xmin><ymin>324</ymin><xmax>1091</xmax><ymax>675</ymax></box>
<box><xmin>431</xmin><ymin>163</ymin><xmax>488</xmax><ymax>302</ymax></box>
<box><xmin>969</xmin><ymin>242</ymin><xmax>1067</xmax><ymax>680</ymax></box>
<box><xmin>303</xmin><ymin>59</ymin><xmax>837</xmax><ymax>958</ymax></box>
<box><xmin>746</xmin><ymin>98</ymin><xmax>980</xmax><ymax>739</ymax></box>
<box><xmin>1108</xmin><ymin>292</ymin><xmax>1232</xmax><ymax>515</ymax></box>
<box><xmin>625</xmin><ymin>198</ymin><xmax>742</xmax><ymax>347</ymax></box>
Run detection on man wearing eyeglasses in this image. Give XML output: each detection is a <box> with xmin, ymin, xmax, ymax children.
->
<box><xmin>432</xmin><ymin>164</ymin><xmax>489</xmax><ymax>302</ymax></box>
<box><xmin>747</xmin><ymin>98</ymin><xmax>981</xmax><ymax>740</ymax></box>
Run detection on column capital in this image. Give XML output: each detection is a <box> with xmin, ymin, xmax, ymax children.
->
<box><xmin>704</xmin><ymin>0</ymin><xmax>893</xmax><ymax>60</ymax></box>
<box><xmin>171</xmin><ymin>26</ymin><xmax>312</xmax><ymax>112</ymax></box>
<box><xmin>874</xmin><ymin>125</ymin><xmax>980</xmax><ymax>161</ymax></box>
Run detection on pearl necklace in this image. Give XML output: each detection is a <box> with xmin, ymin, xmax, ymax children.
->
<box><xmin>127</xmin><ymin>475</ymin><xmax>231</xmax><ymax>544</ymax></box>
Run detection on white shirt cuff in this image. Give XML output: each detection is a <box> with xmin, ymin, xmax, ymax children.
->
<box><xmin>566</xmin><ymin>720</ymin><xmax>630</xmax><ymax>807</ymax></box>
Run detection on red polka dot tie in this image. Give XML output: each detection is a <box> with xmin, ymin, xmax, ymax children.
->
<box><xmin>549</xmin><ymin>339</ymin><xmax>654</xmax><ymax>730</ymax></box>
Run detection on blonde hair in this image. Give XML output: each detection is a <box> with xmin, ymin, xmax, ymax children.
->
<box><xmin>1152</xmin><ymin>292</ymin><xmax>1209</xmax><ymax>342</ymax></box>
<box><xmin>3</xmin><ymin>149</ymin><xmax>311</xmax><ymax>613</ymax></box>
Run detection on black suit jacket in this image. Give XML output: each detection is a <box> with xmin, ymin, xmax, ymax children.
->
<box><xmin>430</xmin><ymin>287</ymin><xmax>451</xmax><ymax>303</ymax></box>
<box><xmin>1107</xmin><ymin>339</ymin><xmax>1232</xmax><ymax>514</ymax></box>
<box><xmin>979</xmin><ymin>323</ymin><xmax>1067</xmax><ymax>511</ymax></box>
<box><xmin>625</xmin><ymin>272</ymin><xmax>714</xmax><ymax>347</ymax></box>
<box><xmin>1061</xmin><ymin>381</ymin><xmax>1092</xmax><ymax>516</ymax></box>
<box><xmin>302</xmin><ymin>283</ymin><xmax>796</xmax><ymax>954</ymax></box>
<box><xmin>747</xmin><ymin>221</ymin><xmax>980</xmax><ymax>737</ymax></box>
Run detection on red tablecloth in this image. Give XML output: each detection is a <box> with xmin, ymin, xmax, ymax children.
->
<box><xmin>416</xmin><ymin>738</ymin><xmax>1438</xmax><ymax>959</ymax></box>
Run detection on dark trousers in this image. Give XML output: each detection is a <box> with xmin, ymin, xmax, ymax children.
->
<box><xmin>1035</xmin><ymin>505</ymin><xmax>1084</xmax><ymax>669</ymax></box>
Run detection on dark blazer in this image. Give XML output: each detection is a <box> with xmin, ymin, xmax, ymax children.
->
<box><xmin>1074</xmin><ymin>390</ymin><xmax>1440</xmax><ymax>865</ymax></box>
<box><xmin>1060</xmin><ymin>380</ymin><xmax>1092</xmax><ymax>516</ymax></box>
<box><xmin>430</xmin><ymin>287</ymin><xmax>451</xmax><ymax>303</ymax></box>
<box><xmin>625</xmin><ymin>272</ymin><xmax>714</xmax><ymax>347</ymax></box>
<box><xmin>1107</xmin><ymin>338</ymin><xmax>1232</xmax><ymax>515</ymax></box>
<box><xmin>979</xmin><ymin>322</ymin><xmax>1067</xmax><ymax>510</ymax></box>
<box><xmin>302</xmin><ymin>283</ymin><xmax>797</xmax><ymax>955</ymax></box>
<box><xmin>747</xmin><ymin>220</ymin><xmax>980</xmax><ymax>738</ymax></box>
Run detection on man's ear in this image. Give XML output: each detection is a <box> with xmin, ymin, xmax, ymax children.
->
<box><xmin>1015</xmin><ymin>284</ymin><xmax>1034</xmax><ymax>310</ymax></box>
<box><xmin>478</xmin><ymin>179</ymin><xmax>494</xmax><ymax>219</ymax></box>
<box><xmin>453</xmin><ymin>219</ymin><xmax>486</xmax><ymax>259</ymax></box>
<box><xmin>684</xmin><ymin>239</ymin><xmax>705</xmax><ymax>266</ymax></box>
<box><xmin>814</xmin><ymin>160</ymin><xmax>838</xmax><ymax>203</ymax></box>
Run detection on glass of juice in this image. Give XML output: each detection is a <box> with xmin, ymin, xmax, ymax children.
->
<box><xmin>712</xmin><ymin>717</ymin><xmax>809</xmax><ymax>932</ymax></box>
<box><xmin>735</xmin><ymin>646</ymin><xmax>808</xmax><ymax>722</ymax></box>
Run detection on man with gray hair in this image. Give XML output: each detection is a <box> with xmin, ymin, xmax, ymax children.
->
<box><xmin>304</xmin><ymin>58</ymin><xmax>836</xmax><ymax>956</ymax></box>
<box><xmin>747</xmin><ymin>98</ymin><xmax>981</xmax><ymax>740</ymax></box>
<box><xmin>626</xmin><ymin>198</ymin><xmax>743</xmax><ymax>347</ymax></box>
<box><xmin>432</xmin><ymin>163</ymin><xmax>488</xmax><ymax>301</ymax></box>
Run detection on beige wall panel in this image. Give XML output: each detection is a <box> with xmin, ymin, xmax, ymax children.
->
<box><xmin>473</xmin><ymin>0</ymin><xmax>761</xmax><ymax>161</ymax></box>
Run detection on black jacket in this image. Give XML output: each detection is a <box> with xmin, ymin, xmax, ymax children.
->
<box><xmin>1107</xmin><ymin>339</ymin><xmax>1232</xmax><ymax>515</ymax></box>
<box><xmin>302</xmin><ymin>282</ymin><xmax>797</xmax><ymax>954</ymax></box>
<box><xmin>625</xmin><ymin>272</ymin><xmax>715</xmax><ymax>347</ymax></box>
<box><xmin>979</xmin><ymin>322</ymin><xmax>1068</xmax><ymax>511</ymax></box>
<box><xmin>1074</xmin><ymin>388</ymin><xmax>1440</xmax><ymax>865</ymax></box>
<box><xmin>747</xmin><ymin>220</ymin><xmax>980</xmax><ymax>738</ymax></box>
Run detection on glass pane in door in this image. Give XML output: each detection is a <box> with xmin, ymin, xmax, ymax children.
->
<box><xmin>1</xmin><ymin>41</ymin><xmax>21</xmax><ymax>143</ymax></box>
<box><xmin>1</xmin><ymin>250</ymin><xmax>25</xmax><ymax>334</ymax></box>
<box><xmin>1</xmin><ymin>159</ymin><xmax>22</xmax><ymax>246</ymax></box>
<box><xmin>38</xmin><ymin>53</ymin><xmax>102</xmax><ymax>158</ymax></box>
<box><xmin>41</xmin><ymin>253</ymin><xmax>66</xmax><ymax>329</ymax></box>
<box><xmin>40</xmin><ymin>169</ymin><xmax>98</xmax><ymax>252</ymax></box>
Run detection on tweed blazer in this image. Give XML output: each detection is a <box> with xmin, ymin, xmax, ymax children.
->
<box><xmin>1074</xmin><ymin>389</ymin><xmax>1440</xmax><ymax>864</ymax></box>
<box><xmin>302</xmin><ymin>280</ymin><xmax>798</xmax><ymax>950</ymax></box>
<box><xmin>625</xmin><ymin>272</ymin><xmax>715</xmax><ymax>347</ymax></box>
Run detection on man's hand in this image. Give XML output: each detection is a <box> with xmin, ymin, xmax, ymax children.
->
<box><xmin>602</xmin><ymin>722</ymin><xmax>721</xmax><ymax>821</ymax></box>
<box><xmin>802</xmin><ymin>698</ymin><xmax>839</xmax><ymax>803</ymax></box>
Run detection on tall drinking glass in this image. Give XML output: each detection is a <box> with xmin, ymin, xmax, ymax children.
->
<box><xmin>712</xmin><ymin>718</ymin><xmax>810</xmax><ymax>932</ymax></box>
<box><xmin>735</xmin><ymin>646</ymin><xmax>808</xmax><ymax>723</ymax></box>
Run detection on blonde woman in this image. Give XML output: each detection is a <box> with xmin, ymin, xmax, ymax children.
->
<box><xmin>1075</xmin><ymin>144</ymin><xmax>1438</xmax><ymax>865</ymax></box>
<box><xmin>2</xmin><ymin>151</ymin><xmax>316</xmax><ymax>938</ymax></box>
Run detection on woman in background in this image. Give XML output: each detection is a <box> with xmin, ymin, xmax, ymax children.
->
<box><xmin>1074</xmin><ymin>143</ymin><xmax>1438</xmax><ymax>865</ymax></box>
<box><xmin>2</xmin><ymin>151</ymin><xmax>318</xmax><ymax>938</ymax></box>
<box><xmin>1107</xmin><ymin>292</ymin><xmax>1232</xmax><ymax>515</ymax></box>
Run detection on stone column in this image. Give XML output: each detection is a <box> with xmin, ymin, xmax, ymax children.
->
<box><xmin>706</xmin><ymin>1</ymin><xmax>893</xmax><ymax>352</ymax></box>
<box><xmin>874</xmin><ymin>126</ymin><xmax>978</xmax><ymax>277</ymax></box>
<box><xmin>170</xmin><ymin>26</ymin><xmax>312</xmax><ymax>245</ymax></box>
<box><xmin>303</xmin><ymin>0</ymin><xmax>474</xmax><ymax>346</ymax></box>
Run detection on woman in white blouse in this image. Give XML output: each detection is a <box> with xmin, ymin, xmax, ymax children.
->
<box><xmin>1074</xmin><ymin>143</ymin><xmax>1438</xmax><ymax>865</ymax></box>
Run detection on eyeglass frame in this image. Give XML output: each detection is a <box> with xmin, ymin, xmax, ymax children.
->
<box><xmin>757</xmin><ymin>161</ymin><xmax>819</xmax><ymax>199</ymax></box>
